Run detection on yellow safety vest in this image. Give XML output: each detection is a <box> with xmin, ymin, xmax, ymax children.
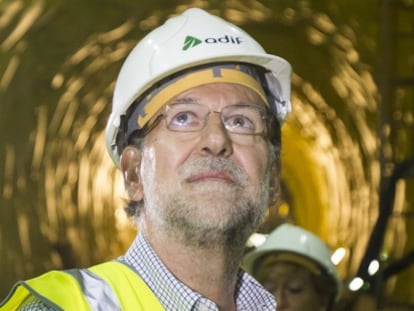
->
<box><xmin>0</xmin><ymin>261</ymin><xmax>165</xmax><ymax>310</ymax></box>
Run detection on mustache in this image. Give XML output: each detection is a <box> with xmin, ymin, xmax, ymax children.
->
<box><xmin>179</xmin><ymin>157</ymin><xmax>249</xmax><ymax>185</ymax></box>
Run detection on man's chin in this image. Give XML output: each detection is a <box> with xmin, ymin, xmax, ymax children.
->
<box><xmin>179</xmin><ymin>217</ymin><xmax>256</xmax><ymax>248</ymax></box>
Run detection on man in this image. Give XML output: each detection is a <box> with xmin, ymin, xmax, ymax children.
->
<box><xmin>1</xmin><ymin>8</ymin><xmax>291</xmax><ymax>310</ymax></box>
<box><xmin>243</xmin><ymin>224</ymin><xmax>342</xmax><ymax>311</ymax></box>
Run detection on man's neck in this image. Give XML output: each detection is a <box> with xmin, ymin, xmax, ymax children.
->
<box><xmin>145</xmin><ymin>227</ymin><xmax>245</xmax><ymax>311</ymax></box>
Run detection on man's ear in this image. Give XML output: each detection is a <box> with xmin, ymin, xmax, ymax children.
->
<box><xmin>120</xmin><ymin>146</ymin><xmax>143</xmax><ymax>201</ymax></box>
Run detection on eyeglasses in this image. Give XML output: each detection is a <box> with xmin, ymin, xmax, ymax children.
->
<box><xmin>144</xmin><ymin>102</ymin><xmax>270</xmax><ymax>136</ymax></box>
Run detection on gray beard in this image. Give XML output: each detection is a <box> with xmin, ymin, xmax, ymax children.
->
<box><xmin>142</xmin><ymin>157</ymin><xmax>271</xmax><ymax>255</ymax></box>
<box><xmin>166</xmin><ymin>192</ymin><xmax>268</xmax><ymax>250</ymax></box>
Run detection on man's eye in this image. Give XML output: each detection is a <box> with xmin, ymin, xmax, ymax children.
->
<box><xmin>287</xmin><ymin>284</ymin><xmax>305</xmax><ymax>294</ymax></box>
<box><xmin>225</xmin><ymin>115</ymin><xmax>255</xmax><ymax>131</ymax></box>
<box><xmin>169</xmin><ymin>111</ymin><xmax>198</xmax><ymax>127</ymax></box>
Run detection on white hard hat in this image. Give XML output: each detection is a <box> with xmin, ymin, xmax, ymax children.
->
<box><xmin>105</xmin><ymin>8</ymin><xmax>292</xmax><ymax>167</ymax></box>
<box><xmin>243</xmin><ymin>223</ymin><xmax>342</xmax><ymax>301</ymax></box>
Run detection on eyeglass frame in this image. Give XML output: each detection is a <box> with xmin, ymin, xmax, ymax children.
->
<box><xmin>139</xmin><ymin>101</ymin><xmax>272</xmax><ymax>138</ymax></box>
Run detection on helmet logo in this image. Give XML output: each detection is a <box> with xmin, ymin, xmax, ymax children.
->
<box><xmin>183</xmin><ymin>36</ymin><xmax>202</xmax><ymax>50</ymax></box>
<box><xmin>182</xmin><ymin>35</ymin><xmax>243</xmax><ymax>51</ymax></box>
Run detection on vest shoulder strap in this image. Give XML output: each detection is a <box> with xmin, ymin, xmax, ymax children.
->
<box><xmin>0</xmin><ymin>270</ymin><xmax>89</xmax><ymax>310</ymax></box>
<box><xmin>88</xmin><ymin>261</ymin><xmax>165</xmax><ymax>311</ymax></box>
<box><xmin>0</xmin><ymin>261</ymin><xmax>165</xmax><ymax>311</ymax></box>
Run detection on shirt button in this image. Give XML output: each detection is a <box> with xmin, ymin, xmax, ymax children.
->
<box><xmin>198</xmin><ymin>304</ymin><xmax>209</xmax><ymax>311</ymax></box>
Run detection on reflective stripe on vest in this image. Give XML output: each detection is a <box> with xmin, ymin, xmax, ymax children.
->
<box><xmin>65</xmin><ymin>268</ymin><xmax>121</xmax><ymax>310</ymax></box>
<box><xmin>0</xmin><ymin>261</ymin><xmax>165</xmax><ymax>311</ymax></box>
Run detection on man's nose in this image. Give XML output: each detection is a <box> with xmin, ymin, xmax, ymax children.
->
<box><xmin>273</xmin><ymin>290</ymin><xmax>289</xmax><ymax>309</ymax></box>
<box><xmin>196</xmin><ymin>112</ymin><xmax>233</xmax><ymax>157</ymax></box>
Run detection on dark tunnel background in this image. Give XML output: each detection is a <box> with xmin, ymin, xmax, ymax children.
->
<box><xmin>0</xmin><ymin>0</ymin><xmax>413</xmax><ymax>309</ymax></box>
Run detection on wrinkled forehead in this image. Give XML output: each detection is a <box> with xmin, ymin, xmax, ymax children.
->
<box><xmin>126</xmin><ymin>63</ymin><xmax>269</xmax><ymax>132</ymax></box>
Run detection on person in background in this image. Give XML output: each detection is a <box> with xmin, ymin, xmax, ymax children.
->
<box><xmin>243</xmin><ymin>223</ymin><xmax>342</xmax><ymax>311</ymax></box>
<box><xmin>1</xmin><ymin>7</ymin><xmax>292</xmax><ymax>311</ymax></box>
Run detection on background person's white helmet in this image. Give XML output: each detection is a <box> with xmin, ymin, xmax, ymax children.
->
<box><xmin>243</xmin><ymin>223</ymin><xmax>342</xmax><ymax>301</ymax></box>
<box><xmin>105</xmin><ymin>8</ymin><xmax>292</xmax><ymax>167</ymax></box>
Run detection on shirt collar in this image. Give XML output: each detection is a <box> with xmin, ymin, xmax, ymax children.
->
<box><xmin>119</xmin><ymin>232</ymin><xmax>276</xmax><ymax>310</ymax></box>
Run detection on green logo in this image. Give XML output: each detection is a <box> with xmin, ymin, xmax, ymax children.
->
<box><xmin>182</xmin><ymin>35</ymin><xmax>202</xmax><ymax>50</ymax></box>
